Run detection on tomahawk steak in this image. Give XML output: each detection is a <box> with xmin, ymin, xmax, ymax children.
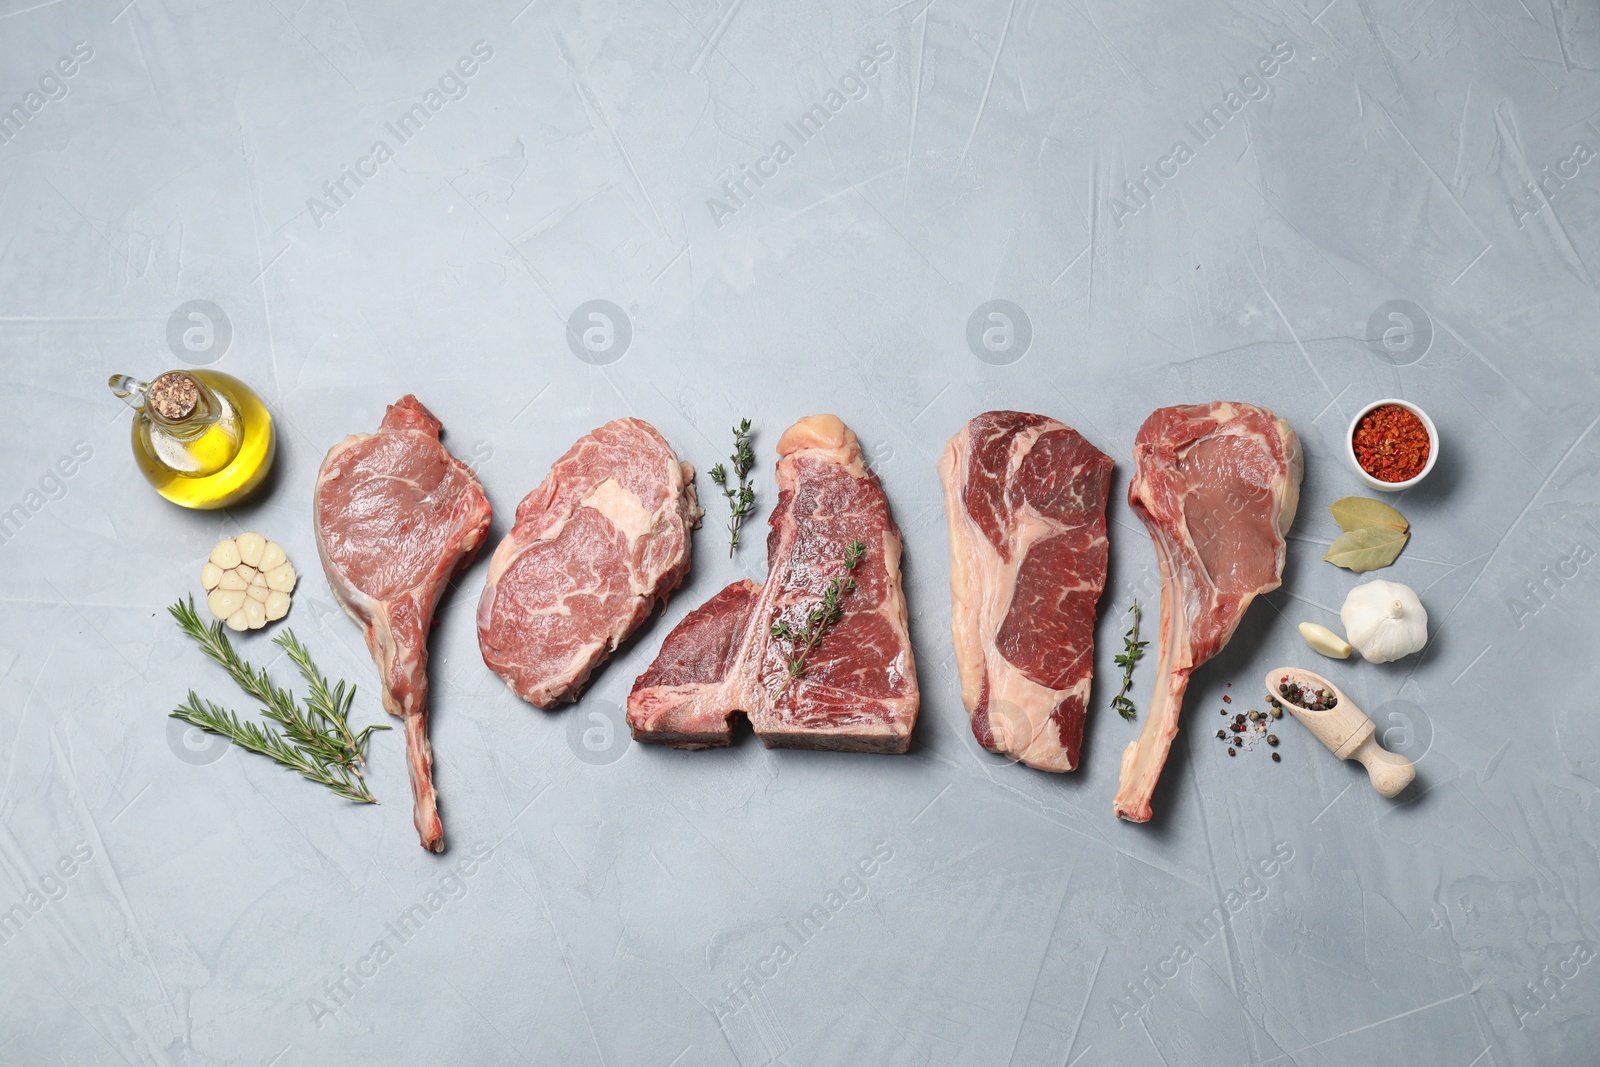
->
<box><xmin>314</xmin><ymin>395</ymin><xmax>493</xmax><ymax>853</ymax></box>
<box><xmin>940</xmin><ymin>411</ymin><xmax>1113</xmax><ymax>771</ymax></box>
<box><xmin>1113</xmin><ymin>402</ymin><xmax>1302</xmax><ymax>823</ymax></box>
<box><xmin>628</xmin><ymin>415</ymin><xmax>918</xmax><ymax>751</ymax></box>
<box><xmin>477</xmin><ymin>418</ymin><xmax>701</xmax><ymax>708</ymax></box>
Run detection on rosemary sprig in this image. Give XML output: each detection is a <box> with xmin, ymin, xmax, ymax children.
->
<box><xmin>770</xmin><ymin>540</ymin><xmax>866</xmax><ymax>702</ymax></box>
<box><xmin>709</xmin><ymin>418</ymin><xmax>756</xmax><ymax>557</ymax></box>
<box><xmin>170</xmin><ymin>693</ymin><xmax>379</xmax><ymax>804</ymax></box>
<box><xmin>1111</xmin><ymin>600</ymin><xmax>1148</xmax><ymax>721</ymax></box>
<box><xmin>167</xmin><ymin>596</ymin><xmax>386</xmax><ymax>803</ymax></box>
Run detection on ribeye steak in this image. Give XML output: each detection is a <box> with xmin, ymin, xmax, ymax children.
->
<box><xmin>315</xmin><ymin>395</ymin><xmax>493</xmax><ymax>852</ymax></box>
<box><xmin>628</xmin><ymin>415</ymin><xmax>919</xmax><ymax>752</ymax></box>
<box><xmin>940</xmin><ymin>411</ymin><xmax>1113</xmax><ymax>771</ymax></box>
<box><xmin>1113</xmin><ymin>402</ymin><xmax>1302</xmax><ymax>823</ymax></box>
<box><xmin>477</xmin><ymin>418</ymin><xmax>700</xmax><ymax>708</ymax></box>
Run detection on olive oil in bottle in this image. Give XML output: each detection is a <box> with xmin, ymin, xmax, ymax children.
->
<box><xmin>109</xmin><ymin>370</ymin><xmax>276</xmax><ymax>509</ymax></box>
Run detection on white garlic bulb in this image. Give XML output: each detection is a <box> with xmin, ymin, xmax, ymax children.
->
<box><xmin>1340</xmin><ymin>580</ymin><xmax>1427</xmax><ymax>663</ymax></box>
<box><xmin>201</xmin><ymin>533</ymin><xmax>295</xmax><ymax>629</ymax></box>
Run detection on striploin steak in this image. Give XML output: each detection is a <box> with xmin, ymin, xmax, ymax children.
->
<box><xmin>477</xmin><ymin>418</ymin><xmax>701</xmax><ymax>709</ymax></box>
<box><xmin>314</xmin><ymin>395</ymin><xmax>493</xmax><ymax>852</ymax></box>
<box><xmin>1113</xmin><ymin>402</ymin><xmax>1302</xmax><ymax>823</ymax></box>
<box><xmin>628</xmin><ymin>415</ymin><xmax>918</xmax><ymax>751</ymax></box>
<box><xmin>940</xmin><ymin>411</ymin><xmax>1113</xmax><ymax>771</ymax></box>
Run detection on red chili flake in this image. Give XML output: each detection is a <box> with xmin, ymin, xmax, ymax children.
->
<box><xmin>1222</xmin><ymin>695</ymin><xmax>1232</xmax><ymax>703</ymax></box>
<box><xmin>1353</xmin><ymin>404</ymin><xmax>1430</xmax><ymax>483</ymax></box>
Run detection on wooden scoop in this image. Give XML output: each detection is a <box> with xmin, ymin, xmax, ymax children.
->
<box><xmin>1264</xmin><ymin>667</ymin><xmax>1416</xmax><ymax>798</ymax></box>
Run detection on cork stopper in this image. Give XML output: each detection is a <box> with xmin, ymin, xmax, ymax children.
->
<box><xmin>148</xmin><ymin>372</ymin><xmax>200</xmax><ymax>421</ymax></box>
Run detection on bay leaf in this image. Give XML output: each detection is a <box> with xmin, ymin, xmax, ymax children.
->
<box><xmin>1323</xmin><ymin>525</ymin><xmax>1410</xmax><ymax>572</ymax></box>
<box><xmin>1329</xmin><ymin>496</ymin><xmax>1408</xmax><ymax>534</ymax></box>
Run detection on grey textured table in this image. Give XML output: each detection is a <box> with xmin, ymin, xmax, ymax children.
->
<box><xmin>3</xmin><ymin>1</ymin><xmax>1598</xmax><ymax>1064</ymax></box>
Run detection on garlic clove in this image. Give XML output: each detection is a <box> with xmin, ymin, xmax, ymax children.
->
<box><xmin>260</xmin><ymin>541</ymin><xmax>286</xmax><ymax>571</ymax></box>
<box><xmin>235</xmin><ymin>564</ymin><xmax>257</xmax><ymax>583</ymax></box>
<box><xmin>200</xmin><ymin>563</ymin><xmax>224</xmax><ymax>590</ymax></box>
<box><xmin>1298</xmin><ymin>621</ymin><xmax>1352</xmax><ymax>659</ymax></box>
<box><xmin>264</xmin><ymin>589</ymin><xmax>291</xmax><ymax>621</ymax></box>
<box><xmin>218</xmin><ymin>570</ymin><xmax>248</xmax><ymax>592</ymax></box>
<box><xmin>251</xmin><ymin>570</ymin><xmax>269</xmax><ymax>588</ymax></box>
<box><xmin>243</xmin><ymin>597</ymin><xmax>267</xmax><ymax>629</ymax></box>
<box><xmin>246</xmin><ymin>583</ymin><xmax>270</xmax><ymax>603</ymax></box>
<box><xmin>225</xmin><ymin>608</ymin><xmax>250</xmax><ymax>631</ymax></box>
<box><xmin>210</xmin><ymin>538</ymin><xmax>241</xmax><ymax>569</ymax></box>
<box><xmin>236</xmin><ymin>531</ymin><xmax>266</xmax><ymax>568</ymax></box>
<box><xmin>265</xmin><ymin>562</ymin><xmax>296</xmax><ymax>592</ymax></box>
<box><xmin>208</xmin><ymin>589</ymin><xmax>245</xmax><ymax>619</ymax></box>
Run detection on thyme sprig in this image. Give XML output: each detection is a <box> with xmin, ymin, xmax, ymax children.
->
<box><xmin>1111</xmin><ymin>600</ymin><xmax>1149</xmax><ymax>722</ymax></box>
<box><xmin>167</xmin><ymin>596</ymin><xmax>387</xmax><ymax>803</ymax></box>
<box><xmin>709</xmin><ymin>418</ymin><xmax>756</xmax><ymax>557</ymax></box>
<box><xmin>770</xmin><ymin>540</ymin><xmax>866</xmax><ymax>702</ymax></box>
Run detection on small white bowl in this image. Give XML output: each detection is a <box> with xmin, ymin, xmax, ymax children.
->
<box><xmin>1345</xmin><ymin>398</ymin><xmax>1438</xmax><ymax>493</ymax></box>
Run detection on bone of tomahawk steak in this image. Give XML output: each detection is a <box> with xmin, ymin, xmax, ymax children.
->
<box><xmin>1113</xmin><ymin>402</ymin><xmax>1302</xmax><ymax>823</ymax></box>
<box><xmin>628</xmin><ymin>415</ymin><xmax>919</xmax><ymax>752</ymax></box>
<box><xmin>476</xmin><ymin>418</ymin><xmax>701</xmax><ymax>708</ymax></box>
<box><xmin>314</xmin><ymin>396</ymin><xmax>492</xmax><ymax>852</ymax></box>
<box><xmin>940</xmin><ymin>411</ymin><xmax>1113</xmax><ymax>771</ymax></box>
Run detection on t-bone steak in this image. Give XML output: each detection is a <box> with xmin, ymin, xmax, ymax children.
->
<box><xmin>314</xmin><ymin>395</ymin><xmax>493</xmax><ymax>853</ymax></box>
<box><xmin>940</xmin><ymin>411</ymin><xmax>1113</xmax><ymax>771</ymax></box>
<box><xmin>477</xmin><ymin>418</ymin><xmax>701</xmax><ymax>708</ymax></box>
<box><xmin>1113</xmin><ymin>402</ymin><xmax>1302</xmax><ymax>823</ymax></box>
<box><xmin>628</xmin><ymin>415</ymin><xmax>919</xmax><ymax>752</ymax></box>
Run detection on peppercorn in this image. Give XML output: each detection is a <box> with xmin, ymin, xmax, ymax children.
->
<box><xmin>1248</xmin><ymin>710</ymin><xmax>1260</xmax><ymax>722</ymax></box>
<box><xmin>1267</xmin><ymin>734</ymin><xmax>1278</xmax><ymax>746</ymax></box>
<box><xmin>1222</xmin><ymin>695</ymin><xmax>1232</xmax><ymax>704</ymax></box>
<box><xmin>1234</xmin><ymin>713</ymin><xmax>1245</xmax><ymax>725</ymax></box>
<box><xmin>1269</xmin><ymin>706</ymin><xmax>1282</xmax><ymax>719</ymax></box>
<box><xmin>1216</xmin><ymin>730</ymin><xmax>1226</xmax><ymax>740</ymax></box>
<box><xmin>1271</xmin><ymin>752</ymin><xmax>1281</xmax><ymax>762</ymax></box>
<box><xmin>1227</xmin><ymin>748</ymin><xmax>1236</xmax><ymax>756</ymax></box>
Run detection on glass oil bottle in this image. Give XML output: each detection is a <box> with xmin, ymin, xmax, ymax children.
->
<box><xmin>109</xmin><ymin>370</ymin><xmax>276</xmax><ymax>509</ymax></box>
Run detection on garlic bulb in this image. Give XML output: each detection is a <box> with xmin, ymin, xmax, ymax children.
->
<box><xmin>1340</xmin><ymin>580</ymin><xmax>1427</xmax><ymax>663</ymax></box>
<box><xmin>201</xmin><ymin>533</ymin><xmax>295</xmax><ymax>630</ymax></box>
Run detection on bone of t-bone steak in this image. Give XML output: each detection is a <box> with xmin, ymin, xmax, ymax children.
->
<box><xmin>627</xmin><ymin>414</ymin><xmax>919</xmax><ymax>752</ymax></box>
<box><xmin>314</xmin><ymin>396</ymin><xmax>492</xmax><ymax>852</ymax></box>
<box><xmin>476</xmin><ymin>418</ymin><xmax>701</xmax><ymax>709</ymax></box>
<box><xmin>940</xmin><ymin>411</ymin><xmax>1113</xmax><ymax>771</ymax></box>
<box><xmin>1113</xmin><ymin>401</ymin><xmax>1302</xmax><ymax>823</ymax></box>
